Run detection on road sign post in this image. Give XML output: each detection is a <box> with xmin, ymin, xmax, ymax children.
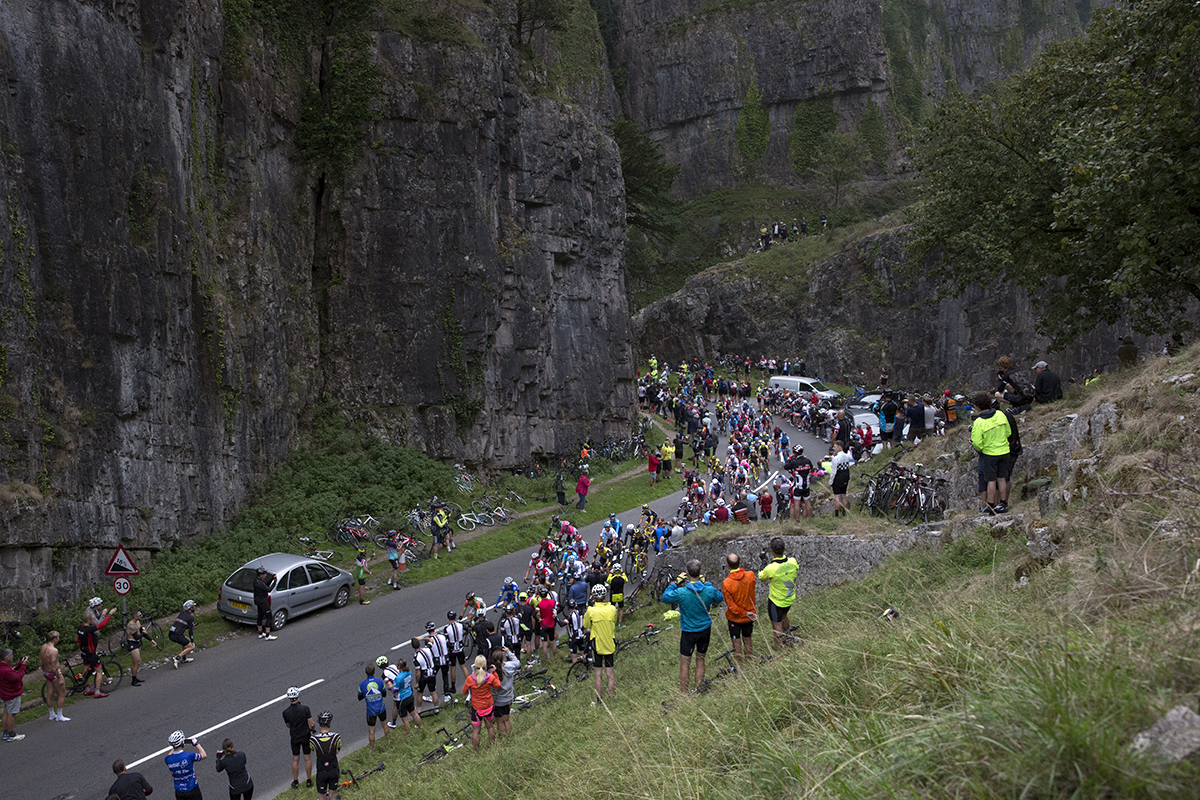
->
<box><xmin>106</xmin><ymin>547</ymin><xmax>139</xmax><ymax>627</ymax></box>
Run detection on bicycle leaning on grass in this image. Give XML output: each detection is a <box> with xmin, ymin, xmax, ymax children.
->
<box><xmin>418</xmin><ymin>725</ymin><xmax>472</xmax><ymax>765</ymax></box>
<box><xmin>339</xmin><ymin>761</ymin><xmax>385</xmax><ymax>787</ymax></box>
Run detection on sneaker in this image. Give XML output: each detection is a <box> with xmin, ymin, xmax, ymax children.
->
<box><xmin>172</xmin><ymin>657</ymin><xmax>179</xmax><ymax>669</ymax></box>
<box><xmin>258</xmin><ymin>632</ymin><xmax>266</xmax><ymax>639</ymax></box>
<box><xmin>56</xmin><ymin>711</ymin><xmax>70</xmax><ymax>721</ymax></box>
<box><xmin>265</xmin><ymin>634</ymin><xmax>278</xmax><ymax>641</ymax></box>
<box><xmin>387</xmin><ymin>720</ymin><xmax>398</xmax><ymax>728</ymax></box>
<box><xmin>48</xmin><ymin>711</ymin><xmax>57</xmax><ymax>721</ymax></box>
<box><xmin>93</xmin><ymin>691</ymin><xmax>108</xmax><ymax>699</ymax></box>
<box><xmin>994</xmin><ymin>502</ymin><xmax>1009</xmax><ymax>513</ymax></box>
<box><xmin>386</xmin><ymin>579</ymin><xmax>392</xmax><ymax>586</ymax></box>
<box><xmin>83</xmin><ymin>688</ymin><xmax>94</xmax><ymax>696</ymax></box>
<box><xmin>291</xmin><ymin>780</ymin><xmax>299</xmax><ymax>790</ymax></box>
<box><xmin>360</xmin><ymin>599</ymin><xmax>370</xmax><ymax>605</ymax></box>
<box><xmin>306</xmin><ymin>779</ymin><xmax>313</xmax><ymax>788</ymax></box>
<box><xmin>3</xmin><ymin>732</ymin><xmax>25</xmax><ymax>741</ymax></box>
<box><xmin>422</xmin><ymin>695</ymin><xmax>433</xmax><ymax>703</ymax></box>
<box><xmin>131</xmin><ymin>677</ymin><xmax>142</xmax><ymax>686</ymax></box>
<box><xmin>183</xmin><ymin>657</ymin><xmax>195</xmax><ymax>663</ymax></box>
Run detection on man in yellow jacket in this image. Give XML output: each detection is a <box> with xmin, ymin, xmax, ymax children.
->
<box><xmin>970</xmin><ymin>393</ymin><xmax>1011</xmax><ymax>515</ymax></box>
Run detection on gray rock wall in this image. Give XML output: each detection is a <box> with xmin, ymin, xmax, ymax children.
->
<box><xmin>0</xmin><ymin>1</ymin><xmax>633</xmax><ymax>608</ymax></box>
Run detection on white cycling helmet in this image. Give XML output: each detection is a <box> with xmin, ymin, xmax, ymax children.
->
<box><xmin>590</xmin><ymin>584</ymin><xmax>609</xmax><ymax>601</ymax></box>
<box><xmin>182</xmin><ymin>600</ymin><xmax>195</xmax><ymax>611</ymax></box>
<box><xmin>504</xmin><ymin>577</ymin><xmax>514</xmax><ymax>585</ymax></box>
<box><xmin>531</xmin><ymin>552</ymin><xmax>538</xmax><ymax>559</ymax></box>
<box><xmin>168</xmin><ymin>730</ymin><xmax>186</xmax><ymax>747</ymax></box>
<box><xmin>88</xmin><ymin>596</ymin><xmax>103</xmax><ymax>608</ymax></box>
<box><xmin>286</xmin><ymin>686</ymin><xmax>300</xmax><ymax>700</ymax></box>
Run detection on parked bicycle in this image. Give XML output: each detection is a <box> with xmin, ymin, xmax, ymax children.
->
<box><xmin>339</xmin><ymin>762</ymin><xmax>385</xmax><ymax>788</ymax></box>
<box><xmin>107</xmin><ymin>609</ymin><xmax>167</xmax><ymax>654</ymax></box>
<box><xmin>418</xmin><ymin>725</ymin><xmax>471</xmax><ymax>765</ymax></box>
<box><xmin>293</xmin><ymin>535</ymin><xmax>344</xmax><ymax>563</ymax></box>
<box><xmin>689</xmin><ymin>649</ymin><xmax>738</xmax><ymax>695</ymax></box>
<box><xmin>42</xmin><ymin>649</ymin><xmax>124</xmax><ymax>704</ymax></box>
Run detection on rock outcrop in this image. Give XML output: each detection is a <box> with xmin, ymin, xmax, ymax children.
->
<box><xmin>609</xmin><ymin>0</ymin><xmax>1097</xmax><ymax>194</ymax></box>
<box><xmin>0</xmin><ymin>1</ymin><xmax>633</xmax><ymax>607</ymax></box>
<box><xmin>633</xmin><ymin>228</ymin><xmax>1144</xmax><ymax>389</ymax></box>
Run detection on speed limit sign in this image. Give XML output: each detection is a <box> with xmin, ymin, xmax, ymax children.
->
<box><xmin>113</xmin><ymin>576</ymin><xmax>132</xmax><ymax>595</ymax></box>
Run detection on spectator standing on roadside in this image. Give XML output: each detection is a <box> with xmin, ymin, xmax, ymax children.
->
<box><xmin>253</xmin><ymin>568</ymin><xmax>277</xmax><ymax>641</ymax></box>
<box><xmin>164</xmin><ymin>730</ymin><xmax>206</xmax><ymax>800</ymax></box>
<box><xmin>904</xmin><ymin>396</ymin><xmax>926</xmax><ymax>442</ymax></box>
<box><xmin>430</xmin><ymin>501</ymin><xmax>451</xmax><ymax>559</ymax></box>
<box><xmin>661</xmin><ymin>441</ymin><xmax>675</xmax><ymax>481</ymax></box>
<box><xmin>78</xmin><ymin>602</ymin><xmax>117</xmax><ymax>694</ymax></box>
<box><xmin>759</xmin><ymin>537</ymin><xmax>799</xmax><ymax>642</ymax></box>
<box><xmin>354</xmin><ymin>549</ymin><xmax>372</xmax><ymax>605</ymax></box>
<box><xmin>582</xmin><ymin>584</ymin><xmax>618</xmax><ymax>699</ymax></box>
<box><xmin>461</xmin><ymin>655</ymin><xmax>501</xmax><ymax>751</ymax></box>
<box><xmin>661</xmin><ymin>560</ymin><xmax>723</xmax><ymax>693</ymax></box>
<box><xmin>281</xmin><ymin>686</ymin><xmax>314</xmax><ymax>790</ymax></box>
<box><xmin>492</xmin><ymin>647</ymin><xmax>520</xmax><ymax>737</ymax></box>
<box><xmin>575</xmin><ymin>467</ymin><xmax>591</xmax><ymax>511</ymax></box>
<box><xmin>721</xmin><ymin>554</ymin><xmax>757</xmax><ymax>664</ymax></box>
<box><xmin>941</xmin><ymin>390</ymin><xmax>958</xmax><ymax>426</ymax></box>
<box><xmin>310</xmin><ymin>713</ymin><xmax>340</xmax><ymax>800</ymax></box>
<box><xmin>970</xmin><ymin>392</ymin><xmax>1011</xmax><ymax>515</ymax></box>
<box><xmin>879</xmin><ymin>365</ymin><xmax>889</xmax><ymax>389</ymax></box>
<box><xmin>1033</xmin><ymin>361</ymin><xmax>1063</xmax><ymax>403</ymax></box>
<box><xmin>109</xmin><ymin>759</ymin><xmax>153</xmax><ymax>799</ymax></box>
<box><xmin>358</xmin><ymin>664</ymin><xmax>389</xmax><ymax>749</ymax></box>
<box><xmin>829</xmin><ymin>440</ymin><xmax>854</xmax><ymax>517</ymax></box>
<box><xmin>215</xmin><ymin>738</ymin><xmax>254</xmax><ymax>800</ymax></box>
<box><xmin>384</xmin><ymin>656</ymin><xmax>421</xmax><ymax>733</ymax></box>
<box><xmin>124</xmin><ymin>610</ymin><xmax>157</xmax><ymax>686</ymax></box>
<box><xmin>648</xmin><ymin>447</ymin><xmax>660</xmax><ymax>487</ymax></box>
<box><xmin>1</xmin><ymin>648</ymin><xmax>29</xmax><ymax>741</ymax></box>
<box><xmin>39</xmin><ymin>631</ymin><xmax>69</xmax><ymax>721</ymax></box>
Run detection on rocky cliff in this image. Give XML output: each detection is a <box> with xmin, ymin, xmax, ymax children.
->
<box><xmin>0</xmin><ymin>0</ymin><xmax>633</xmax><ymax>606</ymax></box>
<box><xmin>633</xmin><ymin>228</ymin><xmax>1144</xmax><ymax>389</ymax></box>
<box><xmin>607</xmin><ymin>0</ymin><xmax>1095</xmax><ymax>194</ymax></box>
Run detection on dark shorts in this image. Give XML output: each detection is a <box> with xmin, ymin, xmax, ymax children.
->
<box><xmin>569</xmin><ymin>636</ymin><xmax>587</xmax><ymax>654</ymax></box>
<box><xmin>433</xmin><ymin>530</ymin><xmax>445</xmax><ymax>544</ymax></box>
<box><xmin>388</xmin><ymin>556</ymin><xmax>399</xmax><ymax>568</ymax></box>
<box><xmin>539</xmin><ymin>624</ymin><xmax>555</xmax><ymax>638</ymax></box>
<box><xmin>767</xmin><ymin>600</ymin><xmax>792</xmax><ymax>624</ymax></box>
<box><xmin>169</xmin><ymin>632</ymin><xmax>190</xmax><ymax>648</ymax></box>
<box><xmin>357</xmin><ymin>578</ymin><xmax>366</xmax><ymax>586</ymax></box>
<box><xmin>979</xmin><ymin>453</ymin><xmax>1006</xmax><ymax>484</ymax></box>
<box><xmin>521</xmin><ymin>629</ymin><xmax>533</xmax><ymax>642</ymax></box>
<box><xmin>469</xmin><ymin>705</ymin><xmax>494</xmax><ymax>725</ymax></box>
<box><xmin>663</xmin><ymin>459</ymin><xmax>673</xmax><ymax>472</ymax></box>
<box><xmin>590</xmin><ymin>643</ymin><xmax>614</xmax><ymax>667</ymax></box>
<box><xmin>447</xmin><ymin>651</ymin><xmax>466</xmax><ymax>666</ymax></box>
<box><xmin>907</xmin><ymin>427</ymin><xmax>923</xmax><ymax>442</ymax></box>
<box><xmin>727</xmin><ymin>620</ymin><xmax>754</xmax><ymax>640</ymax></box>
<box><xmin>831</xmin><ymin>473</ymin><xmax>849</xmax><ymax>495</ymax></box>
<box><xmin>892</xmin><ymin>425</ymin><xmax>905</xmax><ymax>442</ymax></box>
<box><xmin>315</xmin><ymin>768</ymin><xmax>339</xmax><ymax>793</ymax></box>
<box><xmin>417</xmin><ymin>674</ymin><xmax>437</xmax><ymax>692</ymax></box>
<box><xmin>81</xmin><ymin>651</ymin><xmax>101</xmax><ymax>667</ymax></box>
<box><xmin>1000</xmin><ymin>453</ymin><xmax>1018</xmax><ymax>480</ymax></box>
<box><xmin>680</xmin><ymin>627</ymin><xmax>712</xmax><ymax>657</ymax></box>
<box><xmin>256</xmin><ymin>603</ymin><xmax>270</xmax><ymax>627</ymax></box>
<box><xmin>367</xmin><ymin>711</ymin><xmax>384</xmax><ymax>726</ymax></box>
<box><xmin>394</xmin><ymin>695</ymin><xmax>415</xmax><ymax>718</ymax></box>
<box><xmin>175</xmin><ymin>787</ymin><xmax>202</xmax><ymax>800</ymax></box>
<box><xmin>290</xmin><ymin>739</ymin><xmax>311</xmax><ymax>756</ymax></box>
<box><xmin>494</xmin><ymin>703</ymin><xmax>511</xmax><ymax>718</ymax></box>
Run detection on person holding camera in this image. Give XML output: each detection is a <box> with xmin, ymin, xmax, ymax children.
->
<box><xmin>109</xmin><ymin>758</ymin><xmax>153</xmax><ymax>798</ymax></box>
<box><xmin>660</xmin><ymin>560</ymin><xmax>723</xmax><ymax>693</ymax></box>
<box><xmin>215</xmin><ymin>738</ymin><xmax>254</xmax><ymax>800</ymax></box>
<box><xmin>164</xmin><ymin>730</ymin><xmax>206</xmax><ymax>800</ymax></box>
<box><xmin>0</xmin><ymin>648</ymin><xmax>29</xmax><ymax>741</ymax></box>
<box><xmin>253</xmin><ymin>568</ymin><xmax>277</xmax><ymax>641</ymax></box>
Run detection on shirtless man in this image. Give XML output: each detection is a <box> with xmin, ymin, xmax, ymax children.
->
<box><xmin>39</xmin><ymin>631</ymin><xmax>70</xmax><ymax>721</ymax></box>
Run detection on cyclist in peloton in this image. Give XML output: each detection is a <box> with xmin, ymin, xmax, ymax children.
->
<box><xmin>495</xmin><ymin>577</ymin><xmax>520</xmax><ymax>608</ymax></box>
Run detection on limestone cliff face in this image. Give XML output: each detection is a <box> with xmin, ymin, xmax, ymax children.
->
<box><xmin>0</xmin><ymin>0</ymin><xmax>633</xmax><ymax>606</ymax></box>
<box><xmin>632</xmin><ymin>228</ymin><xmax>1142</xmax><ymax>389</ymax></box>
<box><xmin>609</xmin><ymin>0</ymin><xmax>1095</xmax><ymax>194</ymax></box>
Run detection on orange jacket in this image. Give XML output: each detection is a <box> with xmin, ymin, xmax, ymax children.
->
<box><xmin>722</xmin><ymin>568</ymin><xmax>757</xmax><ymax>623</ymax></box>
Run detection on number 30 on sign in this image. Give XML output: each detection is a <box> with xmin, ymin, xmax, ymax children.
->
<box><xmin>113</xmin><ymin>577</ymin><xmax>132</xmax><ymax>595</ymax></box>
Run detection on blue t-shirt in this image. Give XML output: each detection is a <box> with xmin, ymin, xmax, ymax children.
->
<box><xmin>392</xmin><ymin>670</ymin><xmax>413</xmax><ymax>701</ymax></box>
<box><xmin>568</xmin><ymin>579</ymin><xmax>589</xmax><ymax>609</ymax></box>
<box><xmin>358</xmin><ymin>676</ymin><xmax>386</xmax><ymax>716</ymax></box>
<box><xmin>660</xmin><ymin>580</ymin><xmax>723</xmax><ymax>633</ymax></box>
<box><xmin>165</xmin><ymin>750</ymin><xmax>201</xmax><ymax>792</ymax></box>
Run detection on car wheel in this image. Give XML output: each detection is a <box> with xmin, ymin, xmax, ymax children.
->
<box><xmin>272</xmin><ymin>609</ymin><xmax>288</xmax><ymax>631</ymax></box>
<box><xmin>333</xmin><ymin>585</ymin><xmax>350</xmax><ymax>609</ymax></box>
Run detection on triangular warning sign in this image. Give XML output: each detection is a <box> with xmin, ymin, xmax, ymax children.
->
<box><xmin>105</xmin><ymin>545</ymin><xmax>140</xmax><ymax>576</ymax></box>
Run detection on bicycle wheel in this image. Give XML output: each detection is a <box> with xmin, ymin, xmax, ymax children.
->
<box><xmin>373</xmin><ymin>532</ymin><xmax>390</xmax><ymax>549</ymax></box>
<box><xmin>106</xmin><ymin>631</ymin><xmax>128</xmax><ymax>656</ymax></box>
<box><xmin>445</xmin><ymin>501</ymin><xmax>465</xmax><ymax>518</ymax></box>
<box><xmin>566</xmin><ymin>660</ymin><xmax>590</xmax><ymax>684</ymax></box>
<box><xmin>472</xmin><ymin>499</ymin><xmax>491</xmax><ymax>515</ymax></box>
<box><xmin>98</xmin><ymin>658</ymin><xmax>125</xmax><ymax>693</ymax></box>
<box><xmin>456</xmin><ymin>515</ymin><xmax>476</xmax><ymax>532</ymax></box>
<box><xmin>895</xmin><ymin>486</ymin><xmax>921</xmax><ymax>525</ymax></box>
<box><xmin>508</xmin><ymin>490</ymin><xmax>527</xmax><ymax>507</ymax></box>
<box><xmin>323</xmin><ymin>550</ymin><xmax>345</xmax><ymax>563</ymax></box>
<box><xmin>477</xmin><ymin>512</ymin><xmax>495</xmax><ymax>527</ymax></box>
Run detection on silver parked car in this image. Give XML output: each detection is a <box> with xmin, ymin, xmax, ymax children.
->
<box><xmin>218</xmin><ymin>553</ymin><xmax>354</xmax><ymax>631</ymax></box>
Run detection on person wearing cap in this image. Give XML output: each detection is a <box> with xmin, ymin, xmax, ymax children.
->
<box><xmin>941</xmin><ymin>390</ymin><xmax>958</xmax><ymax>426</ymax></box>
<box><xmin>168</xmin><ymin>601</ymin><xmax>196</xmax><ymax>669</ymax></box>
<box><xmin>253</xmin><ymin>567</ymin><xmax>278</xmax><ymax>641</ymax></box>
<box><xmin>76</xmin><ymin>601</ymin><xmax>116</xmax><ymax>696</ymax></box>
<box><xmin>282</xmin><ymin>686</ymin><xmax>314</xmax><ymax>789</ymax></box>
<box><xmin>1033</xmin><ymin>361</ymin><xmax>1063</xmax><ymax>403</ymax></box>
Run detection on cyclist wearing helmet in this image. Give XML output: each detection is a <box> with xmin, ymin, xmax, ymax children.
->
<box><xmin>495</xmin><ymin>576</ymin><xmax>519</xmax><ymax>608</ymax></box>
<box><xmin>523</xmin><ymin>552</ymin><xmax>542</xmax><ymax>583</ymax></box>
<box><xmin>607</xmin><ymin>565</ymin><xmax>629</xmax><ymax>627</ymax></box>
<box><xmin>76</xmin><ymin>600</ymin><xmax>115</xmax><ymax>697</ymax></box>
<box><xmin>582</xmin><ymin>584</ymin><xmax>618</xmax><ymax>698</ymax></box>
<box><xmin>517</xmin><ymin>592</ymin><xmax>536</xmax><ymax>657</ymax></box>
<box><xmin>443</xmin><ymin>611</ymin><xmax>470</xmax><ymax>687</ymax></box>
<box><xmin>164</xmin><ymin>729</ymin><xmax>206</xmax><ymax>800</ymax></box>
<box><xmin>462</xmin><ymin>591</ymin><xmax>485</xmax><ymax>620</ymax></box>
<box><xmin>416</xmin><ymin>621</ymin><xmax>454</xmax><ymax>698</ymax></box>
<box><xmin>430</xmin><ymin>499</ymin><xmax>451</xmax><ymax>558</ymax></box>
<box><xmin>354</xmin><ymin>549</ymin><xmax>372</xmax><ymax>605</ymax></box>
<box><xmin>608</xmin><ymin>512</ymin><xmax>624</xmax><ymax>542</ymax></box>
<box><xmin>411</xmin><ymin>636</ymin><xmax>440</xmax><ymax>716</ymax></box>
<box><xmin>282</xmin><ymin>686</ymin><xmax>314</xmax><ymax>788</ymax></box>
<box><xmin>564</xmin><ymin>599</ymin><xmax>587</xmax><ymax>665</ymax></box>
<box><xmin>535</xmin><ymin>587</ymin><xmax>557</xmax><ymax>661</ymax></box>
<box><xmin>384</xmin><ymin>657</ymin><xmax>421</xmax><ymax>733</ymax></box>
<box><xmin>357</xmin><ymin>663</ymin><xmax>389</xmax><ymax>748</ymax></box>
<box><xmin>310</xmin><ymin>712</ymin><xmax>340</xmax><ymax>800</ymax></box>
<box><xmin>499</xmin><ymin>604</ymin><xmax>521</xmax><ymax>650</ymax></box>
<box><xmin>168</xmin><ymin>600</ymin><xmax>196</xmax><ymax>669</ymax></box>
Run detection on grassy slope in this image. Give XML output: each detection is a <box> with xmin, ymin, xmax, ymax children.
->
<box><xmin>319</xmin><ymin>345</ymin><xmax>1200</xmax><ymax>799</ymax></box>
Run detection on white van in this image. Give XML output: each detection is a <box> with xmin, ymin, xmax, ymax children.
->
<box><xmin>767</xmin><ymin>375</ymin><xmax>842</xmax><ymax>403</ymax></box>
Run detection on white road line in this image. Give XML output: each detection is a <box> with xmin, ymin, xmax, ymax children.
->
<box><xmin>390</xmin><ymin>604</ymin><xmax>498</xmax><ymax>651</ymax></box>
<box><xmin>126</xmin><ymin>678</ymin><xmax>326</xmax><ymax>769</ymax></box>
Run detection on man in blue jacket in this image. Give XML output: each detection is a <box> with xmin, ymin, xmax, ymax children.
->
<box><xmin>660</xmin><ymin>560</ymin><xmax>724</xmax><ymax>693</ymax></box>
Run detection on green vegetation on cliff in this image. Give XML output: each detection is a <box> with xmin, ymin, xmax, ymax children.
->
<box><xmin>911</xmin><ymin>0</ymin><xmax>1200</xmax><ymax>345</ymax></box>
<box><xmin>734</xmin><ymin>73</ymin><xmax>770</xmax><ymax>175</ymax></box>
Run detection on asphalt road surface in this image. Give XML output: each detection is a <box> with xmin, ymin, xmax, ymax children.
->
<box><xmin>2</xmin><ymin>404</ymin><xmax>825</xmax><ymax>800</ymax></box>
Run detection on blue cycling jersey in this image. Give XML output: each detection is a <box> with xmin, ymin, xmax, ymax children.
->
<box><xmin>358</xmin><ymin>677</ymin><xmax>386</xmax><ymax>716</ymax></box>
<box><xmin>165</xmin><ymin>750</ymin><xmax>201</xmax><ymax>792</ymax></box>
<box><xmin>391</xmin><ymin>670</ymin><xmax>413</xmax><ymax>700</ymax></box>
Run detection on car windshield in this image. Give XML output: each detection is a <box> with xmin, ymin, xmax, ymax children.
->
<box><xmin>225</xmin><ymin>567</ymin><xmax>256</xmax><ymax>592</ymax></box>
<box><xmin>811</xmin><ymin>380</ymin><xmax>831</xmax><ymax>392</ymax></box>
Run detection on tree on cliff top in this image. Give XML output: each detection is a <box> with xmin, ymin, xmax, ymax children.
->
<box><xmin>910</xmin><ymin>0</ymin><xmax>1200</xmax><ymax>345</ymax></box>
